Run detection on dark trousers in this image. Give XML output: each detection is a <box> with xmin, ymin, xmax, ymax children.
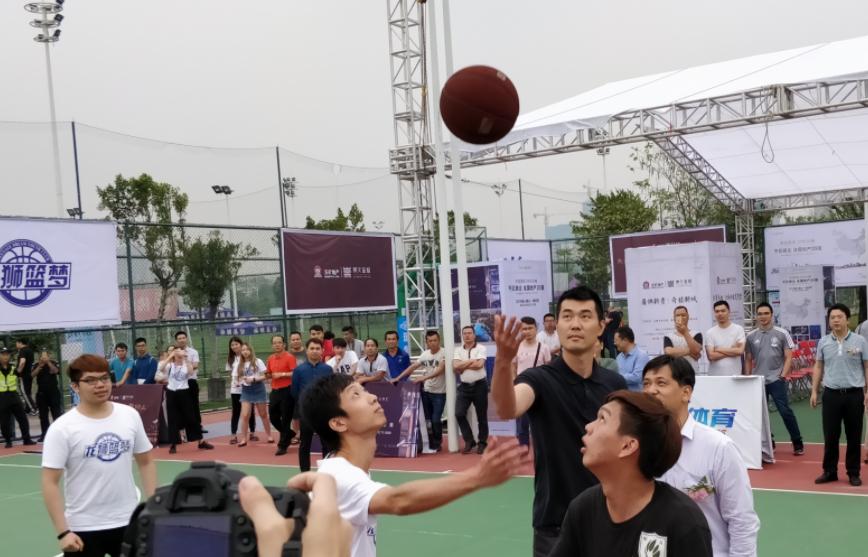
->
<box><xmin>421</xmin><ymin>391</ymin><xmax>446</xmax><ymax>450</ymax></box>
<box><xmin>0</xmin><ymin>394</ymin><xmax>31</xmax><ymax>443</ymax></box>
<box><xmin>36</xmin><ymin>387</ymin><xmax>63</xmax><ymax>438</ymax></box>
<box><xmin>517</xmin><ymin>413</ymin><xmax>531</xmax><ymax>446</ymax></box>
<box><xmin>269</xmin><ymin>387</ymin><xmax>296</xmax><ymax>449</ymax></box>
<box><xmin>20</xmin><ymin>373</ymin><xmax>36</xmax><ymax>413</ymax></box>
<box><xmin>455</xmin><ymin>379</ymin><xmax>489</xmax><ymax>445</ymax></box>
<box><xmin>298</xmin><ymin>420</ymin><xmax>329</xmax><ymax>472</ymax></box>
<box><xmin>64</xmin><ymin>526</ymin><xmax>126</xmax><ymax>557</ymax></box>
<box><xmin>230</xmin><ymin>393</ymin><xmax>256</xmax><ymax>435</ymax></box>
<box><xmin>532</xmin><ymin>528</ymin><xmax>560</xmax><ymax>557</ymax></box>
<box><xmin>766</xmin><ymin>379</ymin><xmax>802</xmax><ymax>446</ymax></box>
<box><xmin>166</xmin><ymin>389</ymin><xmax>202</xmax><ymax>445</ymax></box>
<box><xmin>188</xmin><ymin>378</ymin><xmax>203</xmax><ymax>429</ymax></box>
<box><xmin>821</xmin><ymin>388</ymin><xmax>865</xmax><ymax>477</ymax></box>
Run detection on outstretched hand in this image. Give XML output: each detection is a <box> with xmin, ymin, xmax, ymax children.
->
<box><xmin>470</xmin><ymin>437</ymin><xmax>529</xmax><ymax>488</ymax></box>
<box><xmin>493</xmin><ymin>314</ymin><xmax>524</xmax><ymax>363</ymax></box>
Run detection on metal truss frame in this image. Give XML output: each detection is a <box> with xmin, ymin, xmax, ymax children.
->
<box><xmin>387</xmin><ymin>0</ymin><xmax>439</xmax><ymax>357</ymax></box>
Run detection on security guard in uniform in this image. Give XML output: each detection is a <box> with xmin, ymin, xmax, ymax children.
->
<box><xmin>0</xmin><ymin>347</ymin><xmax>36</xmax><ymax>448</ymax></box>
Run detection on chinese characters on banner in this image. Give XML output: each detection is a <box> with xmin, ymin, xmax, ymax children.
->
<box><xmin>778</xmin><ymin>265</ymin><xmax>826</xmax><ymax>343</ymax></box>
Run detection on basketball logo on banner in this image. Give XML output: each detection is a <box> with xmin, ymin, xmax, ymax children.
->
<box><xmin>0</xmin><ymin>238</ymin><xmax>72</xmax><ymax>307</ymax></box>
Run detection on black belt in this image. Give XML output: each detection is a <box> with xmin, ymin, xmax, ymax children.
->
<box><xmin>824</xmin><ymin>386</ymin><xmax>864</xmax><ymax>394</ymax></box>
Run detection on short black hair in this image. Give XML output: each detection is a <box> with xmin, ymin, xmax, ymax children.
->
<box><xmin>520</xmin><ymin>316</ymin><xmax>536</xmax><ymax>326</ymax></box>
<box><xmin>115</xmin><ymin>342</ymin><xmax>128</xmax><ymax>351</ymax></box>
<box><xmin>289</xmin><ymin>331</ymin><xmax>302</xmax><ymax>339</ymax></box>
<box><xmin>309</xmin><ymin>324</ymin><xmax>324</xmax><ymax>333</ymax></box>
<box><xmin>673</xmin><ymin>305</ymin><xmax>688</xmax><ymax>314</ymax></box>
<box><xmin>461</xmin><ymin>325</ymin><xmax>474</xmax><ymax>333</ymax></box>
<box><xmin>543</xmin><ymin>313</ymin><xmax>555</xmax><ymax>320</ymax></box>
<box><xmin>713</xmin><ymin>300</ymin><xmax>730</xmax><ymax>310</ymax></box>
<box><xmin>756</xmin><ymin>302</ymin><xmax>773</xmax><ymax>314</ymax></box>
<box><xmin>332</xmin><ymin>338</ymin><xmax>348</xmax><ymax>349</ymax></box>
<box><xmin>324</xmin><ymin>330</ymin><xmax>335</xmax><ymax>340</ymax></box>
<box><xmin>272</xmin><ymin>334</ymin><xmax>286</xmax><ymax>343</ymax></box>
<box><xmin>556</xmin><ymin>286</ymin><xmax>604</xmax><ymax>321</ymax></box>
<box><xmin>16</xmin><ymin>338</ymin><xmax>29</xmax><ymax>346</ymax></box>
<box><xmin>134</xmin><ymin>337</ymin><xmax>147</xmax><ymax>346</ymax></box>
<box><xmin>615</xmin><ymin>326</ymin><xmax>635</xmax><ymax>343</ymax></box>
<box><xmin>306</xmin><ymin>337</ymin><xmax>324</xmax><ymax>348</ymax></box>
<box><xmin>301</xmin><ymin>374</ymin><xmax>355</xmax><ymax>452</ymax></box>
<box><xmin>174</xmin><ymin>330</ymin><xmax>188</xmax><ymax>339</ymax></box>
<box><xmin>642</xmin><ymin>354</ymin><xmax>695</xmax><ymax>389</ymax></box>
<box><xmin>342</xmin><ymin>326</ymin><xmax>356</xmax><ymax>334</ymax></box>
<box><xmin>384</xmin><ymin>330</ymin><xmax>399</xmax><ymax>340</ymax></box>
<box><xmin>364</xmin><ymin>337</ymin><xmax>379</xmax><ymax>348</ymax></box>
<box><xmin>607</xmin><ymin>390</ymin><xmax>682</xmax><ymax>480</ymax></box>
<box><xmin>828</xmin><ymin>302</ymin><xmax>851</xmax><ymax>320</ymax></box>
<box><xmin>425</xmin><ymin>330</ymin><xmax>440</xmax><ymax>339</ymax></box>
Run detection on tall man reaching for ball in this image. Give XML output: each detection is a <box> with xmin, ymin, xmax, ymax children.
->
<box><xmin>491</xmin><ymin>286</ymin><xmax>627</xmax><ymax>557</ymax></box>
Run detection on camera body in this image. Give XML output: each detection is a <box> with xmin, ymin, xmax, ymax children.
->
<box><xmin>123</xmin><ymin>461</ymin><xmax>308</xmax><ymax>557</ymax></box>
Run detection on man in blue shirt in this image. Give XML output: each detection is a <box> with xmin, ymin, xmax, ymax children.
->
<box><xmin>383</xmin><ymin>330</ymin><xmax>411</xmax><ymax>380</ymax></box>
<box><xmin>291</xmin><ymin>338</ymin><xmax>334</xmax><ymax>471</ymax></box>
<box><xmin>108</xmin><ymin>342</ymin><xmax>134</xmax><ymax>384</ymax></box>
<box><xmin>614</xmin><ymin>326</ymin><xmax>649</xmax><ymax>391</ymax></box>
<box><xmin>126</xmin><ymin>338</ymin><xmax>158</xmax><ymax>385</ymax></box>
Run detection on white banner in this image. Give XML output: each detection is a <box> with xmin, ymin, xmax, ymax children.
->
<box><xmin>625</xmin><ymin>242</ymin><xmax>745</xmax><ymax>356</ymax></box>
<box><xmin>690</xmin><ymin>375</ymin><xmax>770</xmax><ymax>469</ymax></box>
<box><xmin>765</xmin><ymin>220</ymin><xmax>865</xmax><ymax>289</ymax></box>
<box><xmin>486</xmin><ymin>239</ymin><xmax>553</xmax><ymax>303</ymax></box>
<box><xmin>500</xmin><ymin>259</ymin><xmax>550</xmax><ymax>322</ymax></box>
<box><xmin>0</xmin><ymin>218</ymin><xmax>120</xmax><ymax>331</ymax></box>
<box><xmin>778</xmin><ymin>265</ymin><xmax>825</xmax><ymax>341</ymax></box>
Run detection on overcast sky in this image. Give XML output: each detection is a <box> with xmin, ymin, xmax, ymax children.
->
<box><xmin>2</xmin><ymin>0</ymin><xmax>868</xmax><ymax>239</ymax></box>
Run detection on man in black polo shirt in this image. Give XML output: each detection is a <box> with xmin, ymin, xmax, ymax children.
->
<box><xmin>492</xmin><ymin>286</ymin><xmax>627</xmax><ymax>557</ymax></box>
<box><xmin>16</xmin><ymin>339</ymin><xmax>38</xmax><ymax>415</ymax></box>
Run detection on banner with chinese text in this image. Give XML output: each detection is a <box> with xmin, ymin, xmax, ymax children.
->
<box><xmin>110</xmin><ymin>384</ymin><xmax>165</xmax><ymax>444</ymax></box>
<box><xmin>778</xmin><ymin>265</ymin><xmax>825</xmax><ymax>342</ymax></box>
<box><xmin>0</xmin><ymin>218</ymin><xmax>120</xmax><ymax>331</ymax></box>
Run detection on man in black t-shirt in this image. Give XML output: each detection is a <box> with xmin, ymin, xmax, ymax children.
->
<box><xmin>551</xmin><ymin>390</ymin><xmax>711</xmax><ymax>557</ymax></box>
<box><xmin>16</xmin><ymin>339</ymin><xmax>37</xmax><ymax>415</ymax></box>
<box><xmin>492</xmin><ymin>286</ymin><xmax>627</xmax><ymax>557</ymax></box>
<box><xmin>32</xmin><ymin>349</ymin><xmax>63</xmax><ymax>441</ymax></box>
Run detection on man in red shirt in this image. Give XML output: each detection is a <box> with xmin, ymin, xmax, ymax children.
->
<box><xmin>267</xmin><ymin>335</ymin><xmax>297</xmax><ymax>456</ymax></box>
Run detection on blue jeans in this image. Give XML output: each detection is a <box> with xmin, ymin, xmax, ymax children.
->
<box><xmin>767</xmin><ymin>379</ymin><xmax>803</xmax><ymax>446</ymax></box>
<box><xmin>421</xmin><ymin>391</ymin><xmax>446</xmax><ymax>449</ymax></box>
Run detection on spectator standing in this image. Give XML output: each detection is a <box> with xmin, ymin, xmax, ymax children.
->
<box><xmin>267</xmin><ymin>335</ymin><xmax>297</xmax><ymax>456</ymax></box>
<box><xmin>0</xmin><ymin>346</ymin><xmax>36</xmax><ymax>448</ymax></box>
<box><xmin>108</xmin><ymin>343</ymin><xmax>133</xmax><ymax>385</ymax></box>
<box><xmin>173</xmin><ymin>331</ymin><xmax>203</xmax><ymax>436</ymax></box>
<box><xmin>226</xmin><ymin>336</ymin><xmax>256</xmax><ymax>445</ymax></box>
<box><xmin>32</xmin><ymin>349</ymin><xmax>63</xmax><ymax>441</ymax></box>
<box><xmin>511</xmin><ymin>317</ymin><xmax>551</xmax><ymax>446</ymax></box>
<box><xmin>356</xmin><ymin>339</ymin><xmax>389</xmax><ymax>384</ymax></box>
<box><xmin>705</xmin><ymin>301</ymin><xmax>746</xmax><ymax>376</ymax></box>
<box><xmin>289</xmin><ymin>331</ymin><xmax>307</xmax><ymax>365</ymax></box>
<box><xmin>16</xmin><ymin>338</ymin><xmax>38</xmax><ymax>415</ymax></box>
<box><xmin>536</xmin><ymin>313</ymin><xmax>561</xmax><ymax>358</ymax></box>
<box><xmin>237</xmin><ymin>343</ymin><xmax>273</xmax><ymax>447</ymax></box>
<box><xmin>601</xmin><ymin>305</ymin><xmax>622</xmax><ymax>359</ymax></box>
<box><xmin>327</xmin><ymin>338</ymin><xmax>359</xmax><ymax>376</ymax></box>
<box><xmin>126</xmin><ymin>338</ymin><xmax>158</xmax><ymax>385</ymax></box>
<box><xmin>291</xmin><ymin>338</ymin><xmax>334</xmax><ymax>472</ymax></box>
<box><xmin>663</xmin><ymin>306</ymin><xmax>704</xmax><ymax>373</ymax></box>
<box><xmin>614</xmin><ymin>326</ymin><xmax>650</xmax><ymax>391</ymax></box>
<box><xmin>341</xmin><ymin>325</ymin><xmax>365</xmax><ymax>357</ymax></box>
<box><xmin>454</xmin><ymin>325</ymin><xmax>489</xmax><ymax>454</ymax></box>
<box><xmin>383</xmin><ymin>330</ymin><xmax>411</xmax><ymax>380</ymax></box>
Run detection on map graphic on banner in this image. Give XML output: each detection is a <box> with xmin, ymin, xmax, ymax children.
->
<box><xmin>0</xmin><ymin>218</ymin><xmax>120</xmax><ymax>331</ymax></box>
<box><xmin>625</xmin><ymin>242</ymin><xmax>743</xmax><ymax>356</ymax></box>
<box><xmin>765</xmin><ymin>219</ymin><xmax>865</xmax><ymax>290</ymax></box>
<box><xmin>610</xmin><ymin>226</ymin><xmax>726</xmax><ymax>297</ymax></box>
<box><xmin>778</xmin><ymin>265</ymin><xmax>825</xmax><ymax>341</ymax></box>
<box><xmin>281</xmin><ymin>229</ymin><xmax>397</xmax><ymax>314</ymax></box>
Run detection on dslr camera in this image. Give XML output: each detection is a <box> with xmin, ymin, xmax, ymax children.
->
<box><xmin>123</xmin><ymin>461</ymin><xmax>309</xmax><ymax>557</ymax></box>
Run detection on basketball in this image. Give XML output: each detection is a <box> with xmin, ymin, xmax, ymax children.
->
<box><xmin>440</xmin><ymin>65</ymin><xmax>520</xmax><ymax>145</ymax></box>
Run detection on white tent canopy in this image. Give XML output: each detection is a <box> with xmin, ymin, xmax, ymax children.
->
<box><xmin>461</xmin><ymin>35</ymin><xmax>868</xmax><ymax>200</ymax></box>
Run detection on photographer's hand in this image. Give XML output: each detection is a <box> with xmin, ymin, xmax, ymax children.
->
<box><xmin>239</xmin><ymin>474</ymin><xmax>349</xmax><ymax>557</ymax></box>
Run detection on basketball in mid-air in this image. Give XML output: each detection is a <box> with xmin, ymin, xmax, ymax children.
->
<box><xmin>439</xmin><ymin>65</ymin><xmax>519</xmax><ymax>145</ymax></box>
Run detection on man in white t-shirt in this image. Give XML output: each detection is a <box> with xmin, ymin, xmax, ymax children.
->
<box><xmin>42</xmin><ymin>354</ymin><xmax>156</xmax><ymax>557</ymax></box>
<box><xmin>174</xmin><ymin>330</ymin><xmax>204</xmax><ymax>433</ymax></box>
<box><xmin>454</xmin><ymin>325</ymin><xmax>489</xmax><ymax>454</ymax></box>
<box><xmin>705</xmin><ymin>300</ymin><xmax>746</xmax><ymax>376</ymax></box>
<box><xmin>390</xmin><ymin>330</ymin><xmax>448</xmax><ymax>453</ymax></box>
<box><xmin>512</xmin><ymin>317</ymin><xmax>551</xmax><ymax>446</ymax></box>
<box><xmin>536</xmin><ymin>312</ymin><xmax>561</xmax><ymax>357</ymax></box>
<box><xmin>299</xmin><ymin>373</ymin><xmax>526</xmax><ymax>557</ymax></box>
<box><xmin>328</xmin><ymin>338</ymin><xmax>360</xmax><ymax>376</ymax></box>
<box><xmin>356</xmin><ymin>339</ymin><xmax>389</xmax><ymax>384</ymax></box>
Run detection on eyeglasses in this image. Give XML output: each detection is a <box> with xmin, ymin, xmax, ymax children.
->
<box><xmin>77</xmin><ymin>375</ymin><xmax>112</xmax><ymax>386</ymax></box>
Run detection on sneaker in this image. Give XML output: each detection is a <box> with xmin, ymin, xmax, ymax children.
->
<box><xmin>461</xmin><ymin>442</ymin><xmax>476</xmax><ymax>454</ymax></box>
<box><xmin>793</xmin><ymin>445</ymin><xmax>805</xmax><ymax>456</ymax></box>
<box><xmin>198</xmin><ymin>441</ymin><xmax>214</xmax><ymax>450</ymax></box>
<box><xmin>422</xmin><ymin>448</ymin><xmax>439</xmax><ymax>455</ymax></box>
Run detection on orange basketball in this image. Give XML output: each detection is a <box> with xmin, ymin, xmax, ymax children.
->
<box><xmin>440</xmin><ymin>65</ymin><xmax>519</xmax><ymax>145</ymax></box>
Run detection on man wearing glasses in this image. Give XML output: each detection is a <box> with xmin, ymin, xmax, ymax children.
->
<box><xmin>41</xmin><ymin>355</ymin><xmax>156</xmax><ymax>557</ymax></box>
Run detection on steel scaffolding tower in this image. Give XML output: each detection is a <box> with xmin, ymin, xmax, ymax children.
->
<box><xmin>387</xmin><ymin>0</ymin><xmax>438</xmax><ymax>356</ymax></box>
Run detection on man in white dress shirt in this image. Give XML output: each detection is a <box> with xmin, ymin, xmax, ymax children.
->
<box><xmin>643</xmin><ymin>354</ymin><xmax>759</xmax><ymax>557</ymax></box>
<box><xmin>536</xmin><ymin>313</ymin><xmax>561</xmax><ymax>357</ymax></box>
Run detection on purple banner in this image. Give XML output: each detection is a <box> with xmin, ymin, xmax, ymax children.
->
<box><xmin>610</xmin><ymin>226</ymin><xmax>726</xmax><ymax>297</ymax></box>
<box><xmin>281</xmin><ymin>230</ymin><xmax>397</xmax><ymax>314</ymax></box>
<box><xmin>110</xmin><ymin>384</ymin><xmax>165</xmax><ymax>444</ymax></box>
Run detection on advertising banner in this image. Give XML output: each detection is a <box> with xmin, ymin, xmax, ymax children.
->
<box><xmin>486</xmin><ymin>239</ymin><xmax>553</xmax><ymax>303</ymax></box>
<box><xmin>0</xmin><ymin>218</ymin><xmax>120</xmax><ymax>331</ymax></box>
<box><xmin>610</xmin><ymin>226</ymin><xmax>726</xmax><ymax>297</ymax></box>
<box><xmin>690</xmin><ymin>376</ymin><xmax>769</xmax><ymax>469</ymax></box>
<box><xmin>708</xmin><ymin>243</ymin><xmax>745</xmax><ymax>325</ymax></box>
<box><xmin>778</xmin><ymin>265</ymin><xmax>825</xmax><ymax>341</ymax></box>
<box><xmin>764</xmin><ymin>219</ymin><xmax>865</xmax><ymax>289</ymax></box>
<box><xmin>281</xmin><ymin>229</ymin><xmax>397</xmax><ymax>314</ymax></box>
<box><xmin>110</xmin><ymin>384</ymin><xmax>165</xmax><ymax>444</ymax></box>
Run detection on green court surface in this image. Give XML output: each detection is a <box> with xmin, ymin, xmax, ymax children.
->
<box><xmin>1</xmin><ymin>453</ymin><xmax>865</xmax><ymax>557</ymax></box>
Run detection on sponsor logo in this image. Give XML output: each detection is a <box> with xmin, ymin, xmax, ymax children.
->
<box><xmin>0</xmin><ymin>239</ymin><xmax>72</xmax><ymax>307</ymax></box>
<box><xmin>84</xmin><ymin>432</ymin><xmax>132</xmax><ymax>462</ymax></box>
